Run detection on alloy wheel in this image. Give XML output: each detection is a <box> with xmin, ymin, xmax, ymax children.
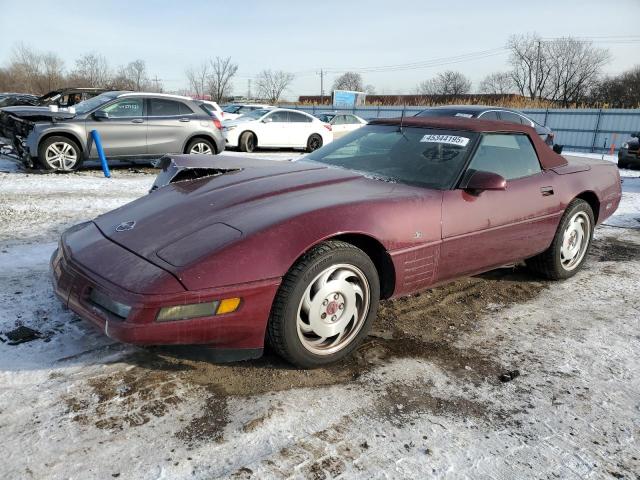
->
<box><xmin>296</xmin><ymin>263</ymin><xmax>370</xmax><ymax>355</ymax></box>
<box><xmin>560</xmin><ymin>211</ymin><xmax>591</xmax><ymax>271</ymax></box>
<box><xmin>45</xmin><ymin>142</ymin><xmax>78</xmax><ymax>171</ymax></box>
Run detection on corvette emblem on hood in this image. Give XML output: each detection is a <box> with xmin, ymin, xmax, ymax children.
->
<box><xmin>115</xmin><ymin>220</ymin><xmax>136</xmax><ymax>232</ymax></box>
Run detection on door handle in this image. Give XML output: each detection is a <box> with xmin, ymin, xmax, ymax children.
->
<box><xmin>131</xmin><ymin>118</ymin><xmax>144</xmax><ymax>123</ymax></box>
<box><xmin>179</xmin><ymin>118</ymin><xmax>191</xmax><ymax>122</ymax></box>
<box><xmin>540</xmin><ymin>186</ymin><xmax>554</xmax><ymax>196</ymax></box>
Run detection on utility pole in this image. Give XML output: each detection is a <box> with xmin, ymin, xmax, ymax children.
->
<box><xmin>247</xmin><ymin>79</ymin><xmax>252</xmax><ymax>101</ymax></box>
<box><xmin>152</xmin><ymin>75</ymin><xmax>162</xmax><ymax>92</ymax></box>
<box><xmin>318</xmin><ymin>69</ymin><xmax>324</xmax><ymax>104</ymax></box>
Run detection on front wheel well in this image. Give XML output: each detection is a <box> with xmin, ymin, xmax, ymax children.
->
<box><xmin>184</xmin><ymin>135</ymin><xmax>218</xmax><ymax>154</ymax></box>
<box><xmin>575</xmin><ymin>191</ymin><xmax>600</xmax><ymax>223</ymax></box>
<box><xmin>331</xmin><ymin>233</ymin><xmax>396</xmax><ymax>299</ymax></box>
<box><xmin>38</xmin><ymin>132</ymin><xmax>84</xmax><ymax>157</ymax></box>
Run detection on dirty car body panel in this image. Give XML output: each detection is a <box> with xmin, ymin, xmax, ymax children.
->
<box><xmin>51</xmin><ymin>117</ymin><xmax>622</xmax><ymax>360</ymax></box>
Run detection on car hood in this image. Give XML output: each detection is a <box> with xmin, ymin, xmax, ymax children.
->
<box><xmin>93</xmin><ymin>156</ymin><xmax>406</xmax><ymax>267</ymax></box>
<box><xmin>0</xmin><ymin>105</ymin><xmax>76</xmax><ymax>121</ymax></box>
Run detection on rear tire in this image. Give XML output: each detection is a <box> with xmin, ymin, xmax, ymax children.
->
<box><xmin>267</xmin><ymin>241</ymin><xmax>380</xmax><ymax>368</ymax></box>
<box><xmin>186</xmin><ymin>138</ymin><xmax>215</xmax><ymax>155</ymax></box>
<box><xmin>617</xmin><ymin>158</ymin><xmax>628</xmax><ymax>169</ymax></box>
<box><xmin>306</xmin><ymin>134</ymin><xmax>323</xmax><ymax>153</ymax></box>
<box><xmin>38</xmin><ymin>136</ymin><xmax>82</xmax><ymax>172</ymax></box>
<box><xmin>526</xmin><ymin>199</ymin><xmax>594</xmax><ymax>280</ymax></box>
<box><xmin>239</xmin><ymin>132</ymin><xmax>256</xmax><ymax>153</ymax></box>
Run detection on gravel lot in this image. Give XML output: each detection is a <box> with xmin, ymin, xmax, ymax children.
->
<box><xmin>0</xmin><ymin>152</ymin><xmax>638</xmax><ymax>479</ymax></box>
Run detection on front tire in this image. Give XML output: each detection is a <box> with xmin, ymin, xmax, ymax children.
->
<box><xmin>38</xmin><ymin>136</ymin><xmax>82</xmax><ymax>172</ymax></box>
<box><xmin>526</xmin><ymin>199</ymin><xmax>594</xmax><ymax>280</ymax></box>
<box><xmin>267</xmin><ymin>241</ymin><xmax>380</xmax><ymax>368</ymax></box>
<box><xmin>239</xmin><ymin>132</ymin><xmax>256</xmax><ymax>153</ymax></box>
<box><xmin>306</xmin><ymin>134</ymin><xmax>323</xmax><ymax>153</ymax></box>
<box><xmin>617</xmin><ymin>158</ymin><xmax>628</xmax><ymax>169</ymax></box>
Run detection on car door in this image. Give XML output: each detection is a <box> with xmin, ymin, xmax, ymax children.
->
<box><xmin>287</xmin><ymin>111</ymin><xmax>314</xmax><ymax>146</ymax></box>
<box><xmin>146</xmin><ymin>98</ymin><xmax>197</xmax><ymax>155</ymax></box>
<box><xmin>331</xmin><ymin>115</ymin><xmax>349</xmax><ymax>139</ymax></box>
<box><xmin>438</xmin><ymin>133</ymin><xmax>562</xmax><ymax>281</ymax></box>
<box><xmin>258</xmin><ymin>110</ymin><xmax>289</xmax><ymax>146</ymax></box>
<box><xmin>343</xmin><ymin>115</ymin><xmax>365</xmax><ymax>134</ymax></box>
<box><xmin>85</xmin><ymin>96</ymin><xmax>147</xmax><ymax>158</ymax></box>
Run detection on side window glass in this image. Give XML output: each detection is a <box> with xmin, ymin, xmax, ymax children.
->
<box><xmin>149</xmin><ymin>98</ymin><xmax>181</xmax><ymax>116</ymax></box>
<box><xmin>466</xmin><ymin>134</ymin><xmax>541</xmax><ymax>181</ymax></box>
<box><xmin>499</xmin><ymin>111</ymin><xmax>524</xmax><ymax>124</ymax></box>
<box><xmin>289</xmin><ymin>112</ymin><xmax>312</xmax><ymax>123</ymax></box>
<box><xmin>478</xmin><ymin>111</ymin><xmax>499</xmax><ymax>120</ymax></box>
<box><xmin>334</xmin><ymin>115</ymin><xmax>347</xmax><ymax>125</ymax></box>
<box><xmin>179</xmin><ymin>102</ymin><xmax>195</xmax><ymax>115</ymax></box>
<box><xmin>269</xmin><ymin>111</ymin><xmax>289</xmax><ymax>122</ymax></box>
<box><xmin>104</xmin><ymin>98</ymin><xmax>144</xmax><ymax>118</ymax></box>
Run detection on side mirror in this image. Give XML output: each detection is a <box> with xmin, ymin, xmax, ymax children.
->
<box><xmin>553</xmin><ymin>144</ymin><xmax>564</xmax><ymax>154</ymax></box>
<box><xmin>462</xmin><ymin>170</ymin><xmax>507</xmax><ymax>193</ymax></box>
<box><xmin>93</xmin><ymin>110</ymin><xmax>109</xmax><ymax>120</ymax></box>
<box><xmin>262</xmin><ymin>116</ymin><xmax>273</xmax><ymax>123</ymax></box>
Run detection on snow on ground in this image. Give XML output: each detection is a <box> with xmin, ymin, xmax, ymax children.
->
<box><xmin>0</xmin><ymin>151</ymin><xmax>639</xmax><ymax>479</ymax></box>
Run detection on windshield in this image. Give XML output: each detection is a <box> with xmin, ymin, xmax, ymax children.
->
<box><xmin>316</xmin><ymin>113</ymin><xmax>335</xmax><ymax>123</ymax></box>
<box><xmin>73</xmin><ymin>93</ymin><xmax>118</xmax><ymax>114</ymax></box>
<box><xmin>222</xmin><ymin>105</ymin><xmax>241</xmax><ymax>113</ymax></box>
<box><xmin>244</xmin><ymin>108</ymin><xmax>271</xmax><ymax>120</ymax></box>
<box><xmin>305</xmin><ymin>125</ymin><xmax>478</xmax><ymax>190</ymax></box>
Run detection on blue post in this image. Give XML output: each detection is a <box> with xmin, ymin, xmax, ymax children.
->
<box><xmin>90</xmin><ymin>129</ymin><xmax>110</xmax><ymax>178</ymax></box>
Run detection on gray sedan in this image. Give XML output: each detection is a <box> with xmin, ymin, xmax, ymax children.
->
<box><xmin>0</xmin><ymin>92</ymin><xmax>225</xmax><ymax>171</ymax></box>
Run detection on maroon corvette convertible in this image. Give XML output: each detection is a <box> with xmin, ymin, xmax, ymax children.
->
<box><xmin>51</xmin><ymin>117</ymin><xmax>621</xmax><ymax>367</ymax></box>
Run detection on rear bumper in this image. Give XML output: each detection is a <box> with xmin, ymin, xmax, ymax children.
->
<box><xmin>618</xmin><ymin>148</ymin><xmax>640</xmax><ymax>165</ymax></box>
<box><xmin>51</xmin><ymin>246</ymin><xmax>280</xmax><ymax>349</ymax></box>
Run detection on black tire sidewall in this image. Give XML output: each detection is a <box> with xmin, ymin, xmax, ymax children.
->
<box><xmin>240</xmin><ymin>132</ymin><xmax>256</xmax><ymax>153</ymax></box>
<box><xmin>278</xmin><ymin>246</ymin><xmax>380</xmax><ymax>368</ymax></box>
<box><xmin>38</xmin><ymin>136</ymin><xmax>82</xmax><ymax>171</ymax></box>
<box><xmin>307</xmin><ymin>134</ymin><xmax>322</xmax><ymax>152</ymax></box>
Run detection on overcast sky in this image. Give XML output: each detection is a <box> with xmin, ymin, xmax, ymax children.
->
<box><xmin>0</xmin><ymin>0</ymin><xmax>638</xmax><ymax>99</ymax></box>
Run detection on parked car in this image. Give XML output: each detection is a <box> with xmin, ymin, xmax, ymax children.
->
<box><xmin>0</xmin><ymin>91</ymin><xmax>224</xmax><ymax>171</ymax></box>
<box><xmin>314</xmin><ymin>112</ymin><xmax>367</xmax><ymax>138</ymax></box>
<box><xmin>415</xmin><ymin>105</ymin><xmax>556</xmax><ymax>147</ymax></box>
<box><xmin>617</xmin><ymin>132</ymin><xmax>639</xmax><ymax>169</ymax></box>
<box><xmin>198</xmin><ymin>100</ymin><xmax>224</xmax><ymax>121</ymax></box>
<box><xmin>0</xmin><ymin>87</ymin><xmax>107</xmax><ymax>108</ymax></box>
<box><xmin>221</xmin><ymin>103</ymin><xmax>273</xmax><ymax>121</ymax></box>
<box><xmin>0</xmin><ymin>93</ymin><xmax>39</xmax><ymax>108</ymax></box>
<box><xmin>51</xmin><ymin>116</ymin><xmax>621</xmax><ymax>367</ymax></box>
<box><xmin>223</xmin><ymin>108</ymin><xmax>333</xmax><ymax>152</ymax></box>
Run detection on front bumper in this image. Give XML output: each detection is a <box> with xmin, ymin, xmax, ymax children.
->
<box><xmin>50</xmin><ymin>245</ymin><xmax>280</xmax><ymax>349</ymax></box>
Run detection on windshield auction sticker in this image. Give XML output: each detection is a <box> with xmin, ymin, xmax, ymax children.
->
<box><xmin>420</xmin><ymin>134</ymin><xmax>470</xmax><ymax>147</ymax></box>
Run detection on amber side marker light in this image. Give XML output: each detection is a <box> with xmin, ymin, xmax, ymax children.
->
<box><xmin>217</xmin><ymin>297</ymin><xmax>241</xmax><ymax>315</ymax></box>
<box><xmin>156</xmin><ymin>298</ymin><xmax>241</xmax><ymax>322</ymax></box>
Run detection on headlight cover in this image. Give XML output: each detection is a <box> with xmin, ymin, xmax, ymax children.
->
<box><xmin>156</xmin><ymin>297</ymin><xmax>241</xmax><ymax>322</ymax></box>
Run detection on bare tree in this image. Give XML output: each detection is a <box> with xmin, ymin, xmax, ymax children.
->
<box><xmin>479</xmin><ymin>72</ymin><xmax>514</xmax><ymax>95</ymax></box>
<box><xmin>125</xmin><ymin>59</ymin><xmax>149</xmax><ymax>91</ymax></box>
<box><xmin>71</xmin><ymin>53</ymin><xmax>111</xmax><ymax>87</ymax></box>
<box><xmin>545</xmin><ymin>38</ymin><xmax>610</xmax><ymax>106</ymax></box>
<box><xmin>332</xmin><ymin>72</ymin><xmax>365</xmax><ymax>91</ymax></box>
<box><xmin>185</xmin><ymin>62</ymin><xmax>209</xmax><ymax>98</ymax></box>
<box><xmin>417</xmin><ymin>70</ymin><xmax>471</xmax><ymax>95</ymax></box>
<box><xmin>507</xmin><ymin>33</ymin><xmax>553</xmax><ymax>100</ymax></box>
<box><xmin>256</xmin><ymin>70</ymin><xmax>294</xmax><ymax>103</ymax></box>
<box><xmin>206</xmin><ymin>56</ymin><xmax>238</xmax><ymax>102</ymax></box>
<box><xmin>592</xmin><ymin>65</ymin><xmax>640</xmax><ymax>108</ymax></box>
<box><xmin>40</xmin><ymin>53</ymin><xmax>65</xmax><ymax>91</ymax></box>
